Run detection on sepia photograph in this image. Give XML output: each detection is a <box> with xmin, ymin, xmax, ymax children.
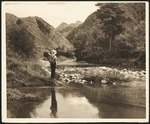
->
<box><xmin>1</xmin><ymin>1</ymin><xmax>149</xmax><ymax>123</ymax></box>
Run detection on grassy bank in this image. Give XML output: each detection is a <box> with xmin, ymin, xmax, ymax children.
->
<box><xmin>7</xmin><ymin>56</ymin><xmax>53</xmax><ymax>87</ymax></box>
<box><xmin>7</xmin><ymin>88</ymin><xmax>43</xmax><ymax>104</ymax></box>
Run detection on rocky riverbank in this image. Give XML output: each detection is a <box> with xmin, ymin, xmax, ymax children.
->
<box><xmin>55</xmin><ymin>66</ymin><xmax>146</xmax><ymax>107</ymax></box>
<box><xmin>7</xmin><ymin>58</ymin><xmax>146</xmax><ymax>104</ymax></box>
<box><xmin>56</xmin><ymin>66</ymin><xmax>146</xmax><ymax>87</ymax></box>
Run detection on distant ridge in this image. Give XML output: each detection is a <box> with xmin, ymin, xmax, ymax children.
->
<box><xmin>56</xmin><ymin>21</ymin><xmax>82</xmax><ymax>37</ymax></box>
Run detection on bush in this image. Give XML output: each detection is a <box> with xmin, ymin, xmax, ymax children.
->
<box><xmin>56</xmin><ymin>47</ymin><xmax>74</xmax><ymax>58</ymax></box>
<box><xmin>9</xmin><ymin>28</ymin><xmax>35</xmax><ymax>59</ymax></box>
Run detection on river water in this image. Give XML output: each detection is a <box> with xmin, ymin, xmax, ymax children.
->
<box><xmin>7</xmin><ymin>86</ymin><xmax>145</xmax><ymax>118</ymax></box>
<box><xmin>7</xmin><ymin>60</ymin><xmax>146</xmax><ymax>118</ymax></box>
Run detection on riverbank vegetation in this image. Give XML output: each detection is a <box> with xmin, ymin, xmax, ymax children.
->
<box><xmin>7</xmin><ymin>89</ymin><xmax>43</xmax><ymax>104</ymax></box>
<box><xmin>7</xmin><ymin>54</ymin><xmax>49</xmax><ymax>87</ymax></box>
<box><xmin>6</xmin><ymin>48</ymin><xmax>72</xmax><ymax>88</ymax></box>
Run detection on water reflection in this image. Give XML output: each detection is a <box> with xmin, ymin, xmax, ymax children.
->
<box><xmin>87</xmin><ymin>100</ymin><xmax>146</xmax><ymax>118</ymax></box>
<box><xmin>7</xmin><ymin>87</ymin><xmax>145</xmax><ymax>118</ymax></box>
<box><xmin>7</xmin><ymin>102</ymin><xmax>39</xmax><ymax>118</ymax></box>
<box><xmin>50</xmin><ymin>88</ymin><xmax>57</xmax><ymax>118</ymax></box>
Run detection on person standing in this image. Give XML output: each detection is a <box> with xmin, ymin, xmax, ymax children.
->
<box><xmin>43</xmin><ymin>49</ymin><xmax>57</xmax><ymax>79</ymax></box>
<box><xmin>49</xmin><ymin>50</ymin><xmax>57</xmax><ymax>79</ymax></box>
<box><xmin>43</xmin><ymin>50</ymin><xmax>63</xmax><ymax>86</ymax></box>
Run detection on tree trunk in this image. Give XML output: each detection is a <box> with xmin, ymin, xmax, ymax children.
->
<box><xmin>109</xmin><ymin>32</ymin><xmax>112</xmax><ymax>53</ymax></box>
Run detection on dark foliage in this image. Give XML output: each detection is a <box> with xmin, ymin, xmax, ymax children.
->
<box><xmin>96</xmin><ymin>3</ymin><xmax>129</xmax><ymax>53</ymax></box>
<box><xmin>43</xmin><ymin>52</ymin><xmax>50</xmax><ymax>58</ymax></box>
<box><xmin>36</xmin><ymin>19</ymin><xmax>50</xmax><ymax>35</ymax></box>
<box><xmin>67</xmin><ymin>3</ymin><xmax>146</xmax><ymax>68</ymax></box>
<box><xmin>56</xmin><ymin>46</ymin><xmax>74</xmax><ymax>58</ymax></box>
<box><xmin>9</xmin><ymin>28</ymin><xmax>35</xmax><ymax>59</ymax></box>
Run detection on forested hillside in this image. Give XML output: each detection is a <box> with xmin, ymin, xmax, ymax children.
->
<box><xmin>67</xmin><ymin>3</ymin><xmax>145</xmax><ymax>68</ymax></box>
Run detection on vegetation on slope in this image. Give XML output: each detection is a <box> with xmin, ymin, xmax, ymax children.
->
<box><xmin>6</xmin><ymin>13</ymin><xmax>75</xmax><ymax>87</ymax></box>
<box><xmin>6</xmin><ymin>13</ymin><xmax>74</xmax><ymax>59</ymax></box>
<box><xmin>67</xmin><ymin>3</ymin><xmax>146</xmax><ymax>68</ymax></box>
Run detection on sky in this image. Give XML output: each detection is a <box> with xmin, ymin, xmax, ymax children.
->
<box><xmin>3</xmin><ymin>1</ymin><xmax>99</xmax><ymax>28</ymax></box>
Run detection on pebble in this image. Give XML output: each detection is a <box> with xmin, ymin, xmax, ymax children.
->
<box><xmin>123</xmin><ymin>69</ymin><xmax>127</xmax><ymax>72</ymax></box>
<box><xmin>101</xmin><ymin>79</ymin><xmax>107</xmax><ymax>84</ymax></box>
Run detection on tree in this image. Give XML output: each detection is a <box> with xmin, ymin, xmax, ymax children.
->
<box><xmin>73</xmin><ymin>32</ymin><xmax>87</xmax><ymax>61</ymax></box>
<box><xmin>96</xmin><ymin>3</ymin><xmax>129</xmax><ymax>53</ymax></box>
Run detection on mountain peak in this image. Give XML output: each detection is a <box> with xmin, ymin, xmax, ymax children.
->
<box><xmin>56</xmin><ymin>22</ymin><xmax>69</xmax><ymax>31</ymax></box>
<box><xmin>56</xmin><ymin>21</ymin><xmax>82</xmax><ymax>37</ymax></box>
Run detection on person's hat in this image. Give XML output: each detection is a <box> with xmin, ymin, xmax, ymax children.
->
<box><xmin>51</xmin><ymin>50</ymin><xmax>57</xmax><ymax>55</ymax></box>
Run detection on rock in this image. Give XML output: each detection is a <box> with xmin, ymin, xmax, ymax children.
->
<box><xmin>101</xmin><ymin>79</ymin><xmax>107</xmax><ymax>84</ymax></box>
<box><xmin>123</xmin><ymin>69</ymin><xmax>127</xmax><ymax>72</ymax></box>
<box><xmin>63</xmin><ymin>74</ymin><xmax>68</xmax><ymax>77</ymax></box>
<box><xmin>81</xmin><ymin>80</ymin><xmax>87</xmax><ymax>84</ymax></box>
<box><xmin>113</xmin><ymin>69</ymin><xmax>118</xmax><ymax>72</ymax></box>
<box><xmin>90</xmin><ymin>81</ymin><xmax>93</xmax><ymax>84</ymax></box>
<box><xmin>65</xmin><ymin>79</ymin><xmax>71</xmax><ymax>84</ymax></box>
<box><xmin>139</xmin><ymin>72</ymin><xmax>145</xmax><ymax>77</ymax></box>
<box><xmin>99</xmin><ymin>67</ymin><xmax>107</xmax><ymax>70</ymax></box>
<box><xmin>78</xmin><ymin>79</ymin><xmax>82</xmax><ymax>83</ymax></box>
<box><xmin>141</xmin><ymin>70</ymin><xmax>146</xmax><ymax>74</ymax></box>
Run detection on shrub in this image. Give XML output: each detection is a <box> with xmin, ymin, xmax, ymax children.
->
<box><xmin>56</xmin><ymin>47</ymin><xmax>74</xmax><ymax>58</ymax></box>
<box><xmin>9</xmin><ymin>28</ymin><xmax>35</xmax><ymax>59</ymax></box>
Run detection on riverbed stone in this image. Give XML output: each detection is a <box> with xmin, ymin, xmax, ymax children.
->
<box><xmin>57</xmin><ymin>66</ymin><xmax>146</xmax><ymax>86</ymax></box>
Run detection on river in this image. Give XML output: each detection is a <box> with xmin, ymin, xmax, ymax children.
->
<box><xmin>7</xmin><ymin>59</ymin><xmax>146</xmax><ymax>118</ymax></box>
<box><xmin>7</xmin><ymin>86</ymin><xmax>145</xmax><ymax>118</ymax></box>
